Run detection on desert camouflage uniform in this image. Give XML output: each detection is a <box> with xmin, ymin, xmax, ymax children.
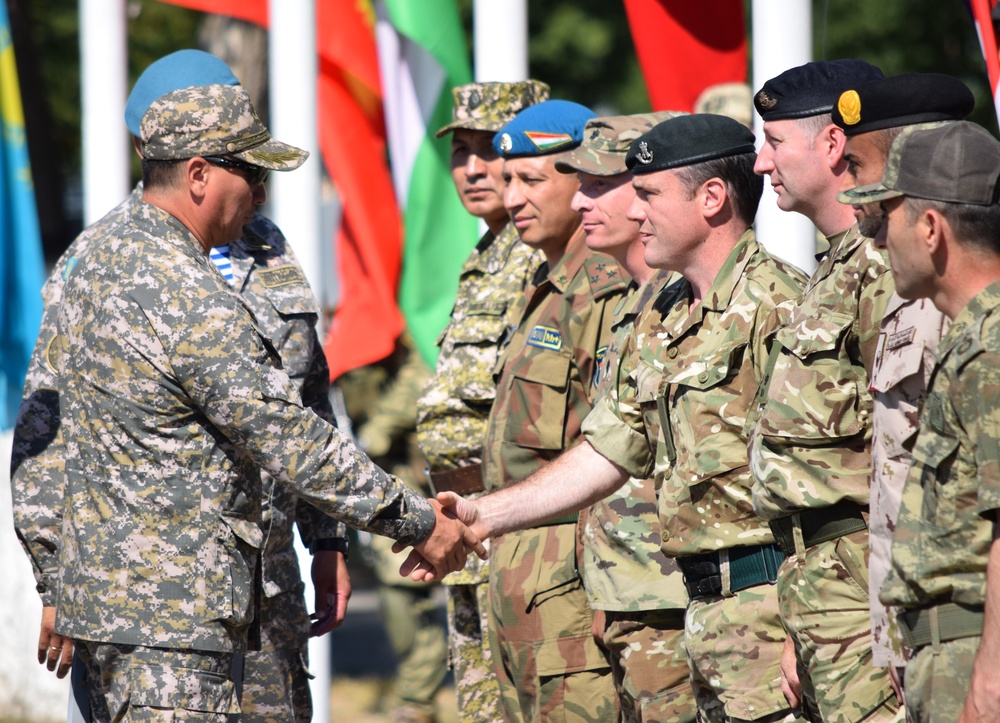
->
<box><xmin>868</xmin><ymin>296</ymin><xmax>947</xmax><ymax>670</ymax></box>
<box><xmin>749</xmin><ymin>226</ymin><xmax>900</xmax><ymax>723</ymax></box>
<box><xmin>39</xmin><ymin>198</ymin><xmax>436</xmax><ymax>717</ymax></box>
<box><xmin>10</xmin><ymin>190</ymin><xmax>343</xmax><ymax>721</ymax></box>
<box><xmin>580</xmin><ymin>268</ymin><xmax>694</xmax><ymax>723</ymax></box>
<box><xmin>484</xmin><ymin>228</ymin><xmax>624</xmax><ymax>722</ymax></box>
<box><xmin>417</xmin><ymin>220</ymin><xmax>542</xmax><ymax>721</ymax></box>
<box><xmin>586</xmin><ymin>232</ymin><xmax>805</xmax><ymax>723</ymax></box>
<box><xmin>880</xmin><ymin>282</ymin><xmax>1000</xmax><ymax>721</ymax></box>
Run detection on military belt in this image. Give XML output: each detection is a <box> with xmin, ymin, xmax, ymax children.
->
<box><xmin>428</xmin><ymin>464</ymin><xmax>485</xmax><ymax>496</ymax></box>
<box><xmin>898</xmin><ymin>602</ymin><xmax>984</xmax><ymax>649</ymax></box>
<box><xmin>769</xmin><ymin>500</ymin><xmax>868</xmax><ymax>556</ymax></box>
<box><xmin>677</xmin><ymin>543</ymin><xmax>785</xmax><ymax>599</ymax></box>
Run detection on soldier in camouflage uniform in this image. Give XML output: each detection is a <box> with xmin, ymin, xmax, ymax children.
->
<box><xmin>437</xmin><ymin>114</ymin><xmax>808</xmax><ymax>723</ymax></box>
<box><xmin>417</xmin><ymin>79</ymin><xmax>548</xmax><ymax>723</ymax></box>
<box><xmin>11</xmin><ymin>50</ymin><xmax>349</xmax><ymax>723</ymax></box>
<box><xmin>830</xmin><ymin>74</ymin><xmax>974</xmax><ymax>700</ymax></box>
<box><xmin>748</xmin><ymin>61</ymin><xmax>901</xmax><ymax>722</ymax></box>
<box><xmin>10</xmin><ymin>78</ymin><xmax>481</xmax><ymax>720</ymax></box>
<box><xmin>483</xmin><ymin>99</ymin><xmax>623</xmax><ymax>722</ymax></box>
<box><xmin>553</xmin><ymin>112</ymin><xmax>695</xmax><ymax>723</ymax></box>
<box><xmin>842</xmin><ymin>121</ymin><xmax>1000</xmax><ymax>722</ymax></box>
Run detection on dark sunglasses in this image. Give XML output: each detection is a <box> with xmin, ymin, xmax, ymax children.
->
<box><xmin>203</xmin><ymin>155</ymin><xmax>270</xmax><ymax>186</ymax></box>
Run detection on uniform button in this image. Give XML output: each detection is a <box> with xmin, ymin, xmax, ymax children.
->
<box><xmin>667</xmin><ymin>348</ymin><xmax>678</xmax><ymax>358</ymax></box>
<box><xmin>226</xmin><ymin>142</ymin><xmax>238</xmax><ymax>152</ymax></box>
<box><xmin>36</xmin><ymin>582</ymin><xmax>47</xmax><ymax>593</ymax></box>
<box><xmin>699</xmin><ymin>372</ymin><xmax>710</xmax><ymax>383</ymax></box>
<box><xmin>661</xmin><ymin>530</ymin><xmax>670</xmax><ymax>542</ymax></box>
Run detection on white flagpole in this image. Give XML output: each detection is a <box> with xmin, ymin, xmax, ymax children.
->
<box><xmin>751</xmin><ymin>0</ymin><xmax>817</xmax><ymax>275</ymax></box>
<box><xmin>267</xmin><ymin>4</ymin><xmax>330</xmax><ymax>723</ymax></box>
<box><xmin>474</xmin><ymin>0</ymin><xmax>527</xmax><ymax>81</ymax></box>
<box><xmin>80</xmin><ymin>0</ymin><xmax>129</xmax><ymax>225</ymax></box>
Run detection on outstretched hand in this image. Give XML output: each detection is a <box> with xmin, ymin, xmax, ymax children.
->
<box><xmin>435</xmin><ymin>491</ymin><xmax>489</xmax><ymax>540</ymax></box>
<box><xmin>396</xmin><ymin>498</ymin><xmax>487</xmax><ymax>582</ymax></box>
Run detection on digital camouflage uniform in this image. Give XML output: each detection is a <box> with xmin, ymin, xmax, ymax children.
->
<box><xmin>347</xmin><ymin>338</ymin><xmax>449</xmax><ymax>723</ymax></box>
<box><xmin>10</xmin><ymin>187</ymin><xmax>344</xmax><ymax>722</ymax></box>
<box><xmin>417</xmin><ymin>221</ymin><xmax>542</xmax><ymax>722</ymax></box>
<box><xmin>22</xmin><ymin>85</ymin><xmax>439</xmax><ymax>720</ymax></box>
<box><xmin>880</xmin><ymin>283</ymin><xmax>1000</xmax><ymax>722</ymax></box>
<box><xmin>484</xmin><ymin>228</ymin><xmax>624</xmax><ymax>722</ymax></box>
<box><xmin>585</xmin><ymin>232</ymin><xmax>805</xmax><ymax>723</ymax></box>
<box><xmin>421</xmin><ymin>78</ymin><xmax>549</xmax><ymax>723</ymax></box>
<box><xmin>749</xmin><ymin>225</ymin><xmax>900</xmax><ymax>723</ymax></box>
<box><xmin>580</xmin><ymin>269</ymin><xmax>695</xmax><ymax>723</ymax></box>
<box><xmin>868</xmin><ymin>296</ymin><xmax>947</xmax><ymax>670</ymax></box>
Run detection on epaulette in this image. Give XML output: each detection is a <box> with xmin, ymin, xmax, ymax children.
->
<box><xmin>953</xmin><ymin>316</ymin><xmax>985</xmax><ymax>370</ymax></box>
<box><xmin>585</xmin><ymin>253</ymin><xmax>628</xmax><ymax>300</ymax></box>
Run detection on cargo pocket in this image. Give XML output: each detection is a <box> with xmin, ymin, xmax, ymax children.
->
<box><xmin>126</xmin><ymin>661</ymin><xmax>239</xmax><ymax>715</ymax></box>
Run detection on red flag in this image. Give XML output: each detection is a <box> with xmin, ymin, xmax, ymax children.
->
<box><xmin>153</xmin><ymin>0</ymin><xmax>404</xmax><ymax>380</ymax></box>
<box><xmin>623</xmin><ymin>0</ymin><xmax>747</xmax><ymax>112</ymax></box>
<box><xmin>969</xmin><ymin>0</ymin><xmax>1000</xmax><ymax>122</ymax></box>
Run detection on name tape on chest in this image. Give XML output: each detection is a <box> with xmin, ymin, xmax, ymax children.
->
<box><xmin>526</xmin><ymin>325</ymin><xmax>562</xmax><ymax>351</ymax></box>
<box><xmin>257</xmin><ymin>265</ymin><xmax>306</xmax><ymax>288</ymax></box>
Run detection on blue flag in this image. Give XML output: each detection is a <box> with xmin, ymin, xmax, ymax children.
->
<box><xmin>0</xmin><ymin>0</ymin><xmax>44</xmax><ymax>429</ymax></box>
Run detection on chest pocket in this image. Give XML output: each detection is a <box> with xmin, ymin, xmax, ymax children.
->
<box><xmin>634</xmin><ymin>359</ymin><xmax>671</xmax><ymax>473</ymax></box>
<box><xmin>445</xmin><ymin>305</ymin><xmax>509</xmax><ymax>406</ymax></box>
<box><xmin>756</xmin><ymin>312</ymin><xmax>870</xmax><ymax>443</ymax></box>
<box><xmin>914</xmin><ymin>393</ymin><xmax>963</xmax><ymax>529</ymax></box>
<box><xmin>504</xmin><ymin>351</ymin><xmax>572</xmax><ymax>450</ymax></box>
<box><xmin>870</xmin><ymin>340</ymin><xmax>926</xmax><ymax>458</ymax></box>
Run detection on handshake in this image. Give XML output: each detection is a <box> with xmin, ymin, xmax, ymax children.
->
<box><xmin>395</xmin><ymin>492</ymin><xmax>494</xmax><ymax>582</ymax></box>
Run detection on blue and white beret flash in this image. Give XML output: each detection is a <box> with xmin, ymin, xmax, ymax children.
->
<box><xmin>493</xmin><ymin>100</ymin><xmax>596</xmax><ymax>158</ymax></box>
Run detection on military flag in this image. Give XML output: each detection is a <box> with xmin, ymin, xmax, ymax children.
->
<box><xmin>623</xmin><ymin>0</ymin><xmax>747</xmax><ymax>112</ymax></box>
<box><xmin>0</xmin><ymin>0</ymin><xmax>45</xmax><ymax>429</ymax></box>
<box><xmin>375</xmin><ymin>0</ymin><xmax>478</xmax><ymax>367</ymax></box>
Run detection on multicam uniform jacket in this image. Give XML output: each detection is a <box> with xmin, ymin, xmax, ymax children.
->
<box><xmin>483</xmin><ymin>228</ymin><xmax>627</xmax><ymax>491</ymax></box>
<box><xmin>749</xmin><ymin>225</ymin><xmax>895</xmax><ymax>519</ymax></box>
<box><xmin>579</xmin><ymin>269</ymin><xmax>689</xmax><ymax>611</ymax></box>
<box><xmin>868</xmin><ymin>295</ymin><xmax>948</xmax><ymax>667</ymax></box>
<box><xmin>882</xmin><ymin>282</ymin><xmax>1000</xmax><ymax>611</ymax></box>
<box><xmin>50</xmin><ymin>200</ymin><xmax>435</xmax><ymax>652</ymax></box>
<box><xmin>586</xmin><ymin>232</ymin><xmax>806</xmax><ymax>555</ymax></box>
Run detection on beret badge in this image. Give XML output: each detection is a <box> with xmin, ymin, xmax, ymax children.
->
<box><xmin>756</xmin><ymin>91</ymin><xmax>777</xmax><ymax>110</ymax></box>
<box><xmin>636</xmin><ymin>141</ymin><xmax>654</xmax><ymax>165</ymax></box>
<box><xmin>838</xmin><ymin>90</ymin><xmax>862</xmax><ymax>125</ymax></box>
<box><xmin>499</xmin><ymin>133</ymin><xmax>513</xmax><ymax>153</ymax></box>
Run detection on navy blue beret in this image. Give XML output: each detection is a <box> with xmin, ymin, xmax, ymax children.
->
<box><xmin>126</xmin><ymin>50</ymin><xmax>239</xmax><ymax>137</ymax></box>
<box><xmin>754</xmin><ymin>59</ymin><xmax>884</xmax><ymax>121</ymax></box>
<box><xmin>626</xmin><ymin>114</ymin><xmax>756</xmax><ymax>174</ymax></box>
<box><xmin>493</xmin><ymin>100</ymin><xmax>596</xmax><ymax>158</ymax></box>
<box><xmin>831</xmin><ymin>73</ymin><xmax>974</xmax><ymax>136</ymax></box>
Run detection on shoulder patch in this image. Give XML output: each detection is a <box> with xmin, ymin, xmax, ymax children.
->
<box><xmin>62</xmin><ymin>257</ymin><xmax>78</xmax><ymax>281</ymax></box>
<box><xmin>591</xmin><ymin>345</ymin><xmax>608</xmax><ymax>389</ymax></box>
<box><xmin>526</xmin><ymin>325</ymin><xmax>562</xmax><ymax>351</ymax></box>
<box><xmin>584</xmin><ymin>255</ymin><xmax>627</xmax><ymax>299</ymax></box>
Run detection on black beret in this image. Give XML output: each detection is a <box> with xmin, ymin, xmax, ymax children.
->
<box><xmin>626</xmin><ymin>114</ymin><xmax>756</xmax><ymax>174</ymax></box>
<box><xmin>754</xmin><ymin>59</ymin><xmax>884</xmax><ymax>121</ymax></box>
<box><xmin>831</xmin><ymin>73</ymin><xmax>974</xmax><ymax>136</ymax></box>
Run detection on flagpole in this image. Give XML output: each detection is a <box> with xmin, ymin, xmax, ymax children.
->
<box><xmin>267</xmin><ymin>3</ymin><xmax>330</xmax><ymax>723</ymax></box>
<box><xmin>473</xmin><ymin>0</ymin><xmax>527</xmax><ymax>80</ymax></box>
<box><xmin>79</xmin><ymin>0</ymin><xmax>129</xmax><ymax>225</ymax></box>
<box><xmin>751</xmin><ymin>0</ymin><xmax>817</xmax><ymax>274</ymax></box>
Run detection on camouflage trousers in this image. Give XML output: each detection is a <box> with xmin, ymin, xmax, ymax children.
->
<box><xmin>902</xmin><ymin>635</ymin><xmax>978</xmax><ymax>723</ymax></box>
<box><xmin>241</xmin><ymin>585</ymin><xmax>312</xmax><ymax>723</ymax></box>
<box><xmin>686</xmin><ymin>585</ymin><xmax>797</xmax><ymax>723</ymax></box>
<box><xmin>446</xmin><ymin>581</ymin><xmax>502</xmax><ymax>722</ymax></box>
<box><xmin>601</xmin><ymin>608</ymin><xmax>696</xmax><ymax>723</ymax></box>
<box><xmin>77</xmin><ymin>641</ymin><xmax>239</xmax><ymax>721</ymax></box>
<box><xmin>489</xmin><ymin>524</ymin><xmax>616</xmax><ymax>722</ymax></box>
<box><xmin>777</xmin><ymin>529</ymin><xmax>901</xmax><ymax>723</ymax></box>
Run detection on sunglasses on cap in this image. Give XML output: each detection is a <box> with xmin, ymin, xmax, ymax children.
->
<box><xmin>203</xmin><ymin>155</ymin><xmax>270</xmax><ymax>186</ymax></box>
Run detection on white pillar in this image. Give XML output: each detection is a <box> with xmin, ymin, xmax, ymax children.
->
<box><xmin>473</xmin><ymin>0</ymin><xmax>527</xmax><ymax>81</ymax></box>
<box><xmin>751</xmin><ymin>0</ymin><xmax>817</xmax><ymax>274</ymax></box>
<box><xmin>267</xmin><ymin>3</ymin><xmax>330</xmax><ymax>722</ymax></box>
<box><xmin>80</xmin><ymin>0</ymin><xmax>129</xmax><ymax>225</ymax></box>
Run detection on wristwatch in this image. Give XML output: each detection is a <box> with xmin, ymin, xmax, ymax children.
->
<box><xmin>309</xmin><ymin>537</ymin><xmax>350</xmax><ymax>560</ymax></box>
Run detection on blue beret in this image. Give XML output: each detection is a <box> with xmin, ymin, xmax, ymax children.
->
<box><xmin>626</xmin><ymin>114</ymin><xmax>756</xmax><ymax>174</ymax></box>
<box><xmin>493</xmin><ymin>100</ymin><xmax>596</xmax><ymax>158</ymax></box>
<box><xmin>125</xmin><ymin>50</ymin><xmax>240</xmax><ymax>136</ymax></box>
<box><xmin>754</xmin><ymin>59</ymin><xmax>884</xmax><ymax>121</ymax></box>
<box><xmin>832</xmin><ymin>73</ymin><xmax>974</xmax><ymax>136</ymax></box>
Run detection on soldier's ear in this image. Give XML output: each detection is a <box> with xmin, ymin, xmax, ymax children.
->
<box><xmin>699</xmin><ymin>177</ymin><xmax>727</xmax><ymax>220</ymax></box>
<box><xmin>186</xmin><ymin>157</ymin><xmax>211</xmax><ymax>198</ymax></box>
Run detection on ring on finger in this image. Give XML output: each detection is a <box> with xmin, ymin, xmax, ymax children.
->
<box><xmin>49</xmin><ymin>646</ymin><xmax>62</xmax><ymax>652</ymax></box>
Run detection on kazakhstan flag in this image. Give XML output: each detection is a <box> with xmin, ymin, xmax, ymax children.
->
<box><xmin>0</xmin><ymin>0</ymin><xmax>44</xmax><ymax>429</ymax></box>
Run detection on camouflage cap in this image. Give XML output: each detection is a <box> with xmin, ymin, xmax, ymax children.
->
<box><xmin>555</xmin><ymin>111</ymin><xmax>687</xmax><ymax>176</ymax></box>
<box><xmin>140</xmin><ymin>84</ymin><xmax>308</xmax><ymax>171</ymax></box>
<box><xmin>839</xmin><ymin>121</ymin><xmax>1000</xmax><ymax>206</ymax></box>
<box><xmin>435</xmin><ymin>80</ymin><xmax>550</xmax><ymax>138</ymax></box>
<box><xmin>694</xmin><ymin>82</ymin><xmax>753</xmax><ymax>128</ymax></box>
